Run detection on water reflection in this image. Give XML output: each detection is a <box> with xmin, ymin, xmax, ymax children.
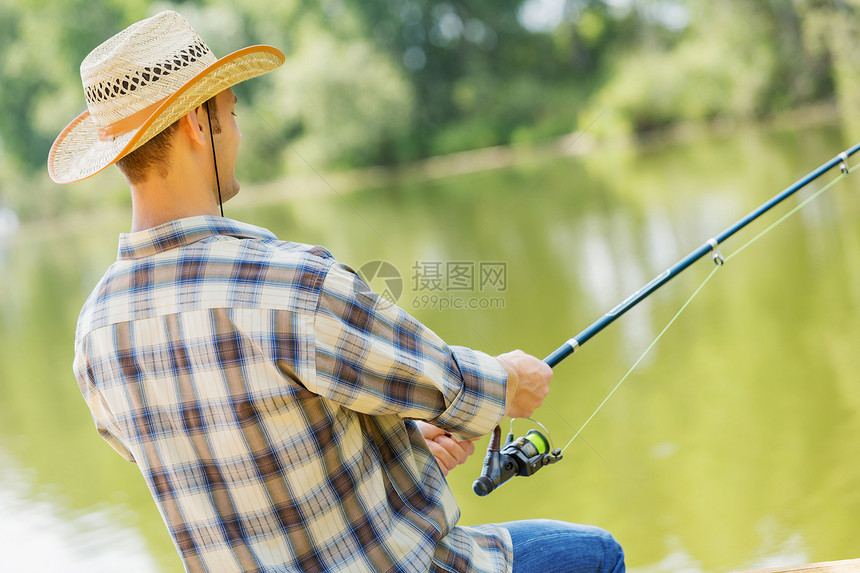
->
<box><xmin>0</xmin><ymin>207</ymin><xmax>18</xmax><ymax>244</ymax></box>
<box><xmin>633</xmin><ymin>530</ymin><xmax>808</xmax><ymax>573</ymax></box>
<box><xmin>642</xmin><ymin>205</ymin><xmax>681</xmax><ymax>272</ymax></box>
<box><xmin>573</xmin><ymin>212</ymin><xmax>656</xmax><ymax>359</ymax></box>
<box><xmin>0</xmin><ymin>449</ymin><xmax>160</xmax><ymax>573</ymax></box>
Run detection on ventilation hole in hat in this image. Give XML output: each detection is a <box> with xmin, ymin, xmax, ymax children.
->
<box><xmin>85</xmin><ymin>38</ymin><xmax>212</xmax><ymax>105</ymax></box>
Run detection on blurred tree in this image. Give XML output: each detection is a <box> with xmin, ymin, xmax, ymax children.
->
<box><xmin>263</xmin><ymin>26</ymin><xmax>415</xmax><ymax>170</ymax></box>
<box><xmin>581</xmin><ymin>0</ymin><xmax>835</xmax><ymax>137</ymax></box>
<box><xmin>0</xmin><ymin>0</ymin><xmax>148</xmax><ymax>175</ymax></box>
<box><xmin>799</xmin><ymin>0</ymin><xmax>860</xmax><ymax>136</ymax></box>
<box><xmin>342</xmin><ymin>0</ymin><xmax>642</xmax><ymax>156</ymax></box>
<box><xmin>1</xmin><ymin>0</ymin><xmax>859</xmax><ymax>218</ymax></box>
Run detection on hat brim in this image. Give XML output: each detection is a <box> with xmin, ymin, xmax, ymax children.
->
<box><xmin>48</xmin><ymin>45</ymin><xmax>285</xmax><ymax>184</ymax></box>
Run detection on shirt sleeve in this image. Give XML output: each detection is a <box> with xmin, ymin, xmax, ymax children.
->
<box><xmin>310</xmin><ymin>262</ymin><xmax>507</xmax><ymax>438</ymax></box>
<box><xmin>73</xmin><ymin>341</ymin><xmax>136</xmax><ymax>463</ymax></box>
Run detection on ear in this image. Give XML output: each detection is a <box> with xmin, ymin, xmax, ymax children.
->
<box><xmin>179</xmin><ymin>105</ymin><xmax>209</xmax><ymax>147</ymax></box>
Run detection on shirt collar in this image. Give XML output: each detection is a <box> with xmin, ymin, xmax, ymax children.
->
<box><xmin>117</xmin><ymin>216</ymin><xmax>278</xmax><ymax>260</ymax></box>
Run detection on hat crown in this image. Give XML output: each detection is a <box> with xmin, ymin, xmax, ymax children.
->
<box><xmin>49</xmin><ymin>10</ymin><xmax>284</xmax><ymax>184</ymax></box>
<box><xmin>80</xmin><ymin>11</ymin><xmax>217</xmax><ymax>128</ymax></box>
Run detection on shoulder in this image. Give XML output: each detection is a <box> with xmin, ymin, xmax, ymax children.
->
<box><xmin>176</xmin><ymin>230</ymin><xmax>337</xmax><ymax>284</ymax></box>
<box><xmin>75</xmin><ymin>237</ymin><xmax>345</xmax><ymax>338</ymax></box>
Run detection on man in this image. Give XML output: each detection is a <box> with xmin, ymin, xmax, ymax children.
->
<box><xmin>50</xmin><ymin>11</ymin><xmax>625</xmax><ymax>573</ymax></box>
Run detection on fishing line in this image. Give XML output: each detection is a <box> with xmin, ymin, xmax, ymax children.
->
<box><xmin>725</xmin><ymin>163</ymin><xmax>857</xmax><ymax>263</ymax></box>
<box><xmin>560</xmin><ymin>264</ymin><xmax>721</xmax><ymax>453</ymax></box>
<box><xmin>559</xmin><ymin>163</ymin><xmax>856</xmax><ymax>454</ymax></box>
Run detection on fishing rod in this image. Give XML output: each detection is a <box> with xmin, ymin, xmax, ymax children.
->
<box><xmin>473</xmin><ymin>141</ymin><xmax>860</xmax><ymax>496</ymax></box>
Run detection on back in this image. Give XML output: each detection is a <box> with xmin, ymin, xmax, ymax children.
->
<box><xmin>73</xmin><ymin>216</ymin><xmax>511</xmax><ymax>573</ymax></box>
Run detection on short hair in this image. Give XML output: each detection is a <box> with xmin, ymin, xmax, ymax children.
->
<box><xmin>115</xmin><ymin>95</ymin><xmax>220</xmax><ymax>184</ymax></box>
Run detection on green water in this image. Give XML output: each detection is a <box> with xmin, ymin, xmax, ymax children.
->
<box><xmin>1</xmin><ymin>122</ymin><xmax>858</xmax><ymax>571</ymax></box>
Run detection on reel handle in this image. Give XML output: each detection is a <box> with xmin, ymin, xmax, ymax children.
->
<box><xmin>472</xmin><ymin>426</ymin><xmax>502</xmax><ymax>496</ymax></box>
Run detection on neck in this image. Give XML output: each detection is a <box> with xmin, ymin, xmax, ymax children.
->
<box><xmin>129</xmin><ymin>195</ymin><xmax>221</xmax><ymax>232</ymax></box>
<box><xmin>125</xmin><ymin>108</ymin><xmax>230</xmax><ymax>232</ymax></box>
<box><xmin>128</xmin><ymin>172</ymin><xmax>222</xmax><ymax>232</ymax></box>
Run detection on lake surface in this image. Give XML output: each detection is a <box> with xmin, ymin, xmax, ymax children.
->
<box><xmin>1</xmin><ymin>121</ymin><xmax>858</xmax><ymax>571</ymax></box>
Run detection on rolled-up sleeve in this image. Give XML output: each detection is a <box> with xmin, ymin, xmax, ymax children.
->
<box><xmin>310</xmin><ymin>262</ymin><xmax>507</xmax><ymax>438</ymax></box>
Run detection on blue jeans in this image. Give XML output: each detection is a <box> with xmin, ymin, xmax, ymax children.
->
<box><xmin>497</xmin><ymin>519</ymin><xmax>625</xmax><ymax>573</ymax></box>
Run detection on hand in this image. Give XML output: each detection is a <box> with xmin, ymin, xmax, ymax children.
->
<box><xmin>496</xmin><ymin>349</ymin><xmax>553</xmax><ymax>419</ymax></box>
<box><xmin>414</xmin><ymin>421</ymin><xmax>476</xmax><ymax>476</ymax></box>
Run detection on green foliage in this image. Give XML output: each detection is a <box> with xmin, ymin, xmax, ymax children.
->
<box><xmin>1</xmin><ymin>0</ymin><xmax>860</xmax><ymax>217</ymax></box>
<box><xmin>798</xmin><ymin>0</ymin><xmax>860</xmax><ymax>135</ymax></box>
<box><xmin>266</xmin><ymin>28</ymin><xmax>414</xmax><ymax>170</ymax></box>
<box><xmin>581</xmin><ymin>0</ymin><xmax>834</xmax><ymax>137</ymax></box>
<box><xmin>0</xmin><ymin>0</ymin><xmax>149</xmax><ymax>174</ymax></box>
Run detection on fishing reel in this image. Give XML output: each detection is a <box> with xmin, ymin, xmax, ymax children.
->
<box><xmin>472</xmin><ymin>420</ymin><xmax>562</xmax><ymax>496</ymax></box>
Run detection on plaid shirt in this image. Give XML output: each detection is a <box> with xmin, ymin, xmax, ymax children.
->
<box><xmin>73</xmin><ymin>216</ymin><xmax>512</xmax><ymax>573</ymax></box>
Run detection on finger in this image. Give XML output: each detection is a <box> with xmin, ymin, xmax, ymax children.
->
<box><xmin>433</xmin><ymin>435</ymin><xmax>471</xmax><ymax>465</ymax></box>
<box><xmin>432</xmin><ymin>436</ymin><xmax>467</xmax><ymax>464</ymax></box>
<box><xmin>426</xmin><ymin>440</ymin><xmax>458</xmax><ymax>473</ymax></box>
<box><xmin>438</xmin><ymin>436</ymin><xmax>475</xmax><ymax>458</ymax></box>
<box><xmin>460</xmin><ymin>440</ymin><xmax>475</xmax><ymax>458</ymax></box>
<box><xmin>413</xmin><ymin>420</ymin><xmax>446</xmax><ymax>440</ymax></box>
<box><xmin>540</xmin><ymin>361</ymin><xmax>553</xmax><ymax>379</ymax></box>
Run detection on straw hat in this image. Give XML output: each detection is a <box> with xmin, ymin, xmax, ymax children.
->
<box><xmin>48</xmin><ymin>10</ymin><xmax>285</xmax><ymax>184</ymax></box>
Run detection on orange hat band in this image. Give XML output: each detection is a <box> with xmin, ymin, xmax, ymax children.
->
<box><xmin>97</xmin><ymin>97</ymin><xmax>169</xmax><ymax>142</ymax></box>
